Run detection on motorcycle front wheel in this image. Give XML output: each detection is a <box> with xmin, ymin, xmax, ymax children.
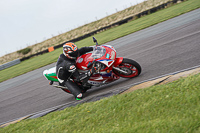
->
<box><xmin>113</xmin><ymin>58</ymin><xmax>141</xmax><ymax>78</ymax></box>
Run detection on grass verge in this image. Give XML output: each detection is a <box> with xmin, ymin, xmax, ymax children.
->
<box><xmin>1</xmin><ymin>0</ymin><xmax>200</xmax><ymax>82</ymax></box>
<box><xmin>1</xmin><ymin>73</ymin><xmax>200</xmax><ymax>132</ymax></box>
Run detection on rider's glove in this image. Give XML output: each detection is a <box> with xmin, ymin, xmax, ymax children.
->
<box><xmin>88</xmin><ymin>66</ymin><xmax>98</xmax><ymax>76</ymax></box>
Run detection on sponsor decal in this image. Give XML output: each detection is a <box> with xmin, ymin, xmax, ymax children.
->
<box><xmin>78</xmin><ymin>58</ymin><xmax>83</xmax><ymax>63</ymax></box>
<box><xmin>81</xmin><ymin>66</ymin><xmax>87</xmax><ymax>69</ymax></box>
<box><xmin>111</xmin><ymin>51</ymin><xmax>115</xmax><ymax>60</ymax></box>
<box><xmin>97</xmin><ymin>59</ymin><xmax>114</xmax><ymax>67</ymax></box>
<box><xmin>50</xmin><ymin>76</ymin><xmax>58</xmax><ymax>79</ymax></box>
<box><xmin>95</xmin><ymin>76</ymin><xmax>103</xmax><ymax>80</ymax></box>
<box><xmin>106</xmin><ymin>54</ymin><xmax>110</xmax><ymax>58</ymax></box>
<box><xmin>88</xmin><ymin>81</ymin><xmax>102</xmax><ymax>85</ymax></box>
<box><xmin>97</xmin><ymin>59</ymin><xmax>113</xmax><ymax>62</ymax></box>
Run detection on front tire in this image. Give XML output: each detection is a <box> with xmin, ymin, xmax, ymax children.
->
<box><xmin>113</xmin><ymin>58</ymin><xmax>141</xmax><ymax>78</ymax></box>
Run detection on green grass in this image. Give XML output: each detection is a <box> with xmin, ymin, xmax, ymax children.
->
<box><xmin>1</xmin><ymin>0</ymin><xmax>200</xmax><ymax>82</ymax></box>
<box><xmin>1</xmin><ymin>73</ymin><xmax>200</xmax><ymax>132</ymax></box>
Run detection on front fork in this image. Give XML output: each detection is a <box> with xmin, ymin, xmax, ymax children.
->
<box><xmin>112</xmin><ymin>57</ymin><xmax>128</xmax><ymax>74</ymax></box>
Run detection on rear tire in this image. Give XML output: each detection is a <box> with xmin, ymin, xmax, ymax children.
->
<box><xmin>113</xmin><ymin>58</ymin><xmax>141</xmax><ymax>78</ymax></box>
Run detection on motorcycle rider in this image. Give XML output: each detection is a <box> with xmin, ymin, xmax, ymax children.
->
<box><xmin>56</xmin><ymin>42</ymin><xmax>96</xmax><ymax>100</ymax></box>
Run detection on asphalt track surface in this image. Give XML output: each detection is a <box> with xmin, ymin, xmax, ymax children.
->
<box><xmin>0</xmin><ymin>9</ymin><xmax>200</xmax><ymax>124</ymax></box>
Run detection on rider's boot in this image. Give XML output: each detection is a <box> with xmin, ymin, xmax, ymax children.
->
<box><xmin>76</xmin><ymin>93</ymin><xmax>83</xmax><ymax>100</ymax></box>
<box><xmin>64</xmin><ymin>80</ymin><xmax>83</xmax><ymax>100</ymax></box>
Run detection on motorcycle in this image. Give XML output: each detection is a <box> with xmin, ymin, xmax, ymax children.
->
<box><xmin>43</xmin><ymin>37</ymin><xmax>141</xmax><ymax>94</ymax></box>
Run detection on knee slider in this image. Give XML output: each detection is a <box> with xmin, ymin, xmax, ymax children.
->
<box><xmin>68</xmin><ymin>65</ymin><xmax>76</xmax><ymax>73</ymax></box>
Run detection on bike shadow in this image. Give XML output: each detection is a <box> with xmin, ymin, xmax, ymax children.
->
<box><xmin>83</xmin><ymin>77</ymin><xmax>134</xmax><ymax>98</ymax></box>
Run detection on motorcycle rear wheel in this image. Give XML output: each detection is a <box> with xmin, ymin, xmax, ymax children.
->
<box><xmin>113</xmin><ymin>58</ymin><xmax>141</xmax><ymax>78</ymax></box>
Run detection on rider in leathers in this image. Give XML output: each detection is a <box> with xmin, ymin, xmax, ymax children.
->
<box><xmin>56</xmin><ymin>42</ymin><xmax>95</xmax><ymax>100</ymax></box>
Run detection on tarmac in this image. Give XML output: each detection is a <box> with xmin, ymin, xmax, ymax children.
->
<box><xmin>1</xmin><ymin>66</ymin><xmax>200</xmax><ymax>128</ymax></box>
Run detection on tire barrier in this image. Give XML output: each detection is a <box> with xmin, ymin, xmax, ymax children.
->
<box><xmin>0</xmin><ymin>0</ymin><xmax>184</xmax><ymax>70</ymax></box>
<box><xmin>0</xmin><ymin>59</ymin><xmax>21</xmax><ymax>71</ymax></box>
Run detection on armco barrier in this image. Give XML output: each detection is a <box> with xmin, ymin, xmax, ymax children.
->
<box><xmin>0</xmin><ymin>59</ymin><xmax>21</xmax><ymax>71</ymax></box>
<box><xmin>1</xmin><ymin>0</ymin><xmax>184</xmax><ymax>71</ymax></box>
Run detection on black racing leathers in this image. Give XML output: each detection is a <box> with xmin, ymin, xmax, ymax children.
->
<box><xmin>56</xmin><ymin>47</ymin><xmax>93</xmax><ymax>98</ymax></box>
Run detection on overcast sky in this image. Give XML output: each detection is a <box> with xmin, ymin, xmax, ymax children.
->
<box><xmin>0</xmin><ymin>0</ymin><xmax>145</xmax><ymax>57</ymax></box>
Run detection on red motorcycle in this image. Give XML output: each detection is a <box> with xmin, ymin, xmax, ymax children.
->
<box><xmin>43</xmin><ymin>37</ymin><xmax>141</xmax><ymax>93</ymax></box>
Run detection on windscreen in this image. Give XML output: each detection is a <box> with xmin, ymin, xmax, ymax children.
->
<box><xmin>91</xmin><ymin>46</ymin><xmax>106</xmax><ymax>59</ymax></box>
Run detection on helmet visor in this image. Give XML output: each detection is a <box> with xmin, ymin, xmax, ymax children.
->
<box><xmin>69</xmin><ymin>50</ymin><xmax>78</xmax><ymax>58</ymax></box>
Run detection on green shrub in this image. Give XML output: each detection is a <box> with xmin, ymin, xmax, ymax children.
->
<box><xmin>17</xmin><ymin>47</ymin><xmax>31</xmax><ymax>55</ymax></box>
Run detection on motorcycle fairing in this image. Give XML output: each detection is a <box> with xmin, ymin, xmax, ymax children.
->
<box><xmin>76</xmin><ymin>53</ymin><xmax>93</xmax><ymax>71</ymax></box>
<box><xmin>88</xmin><ymin>72</ymin><xmax>120</xmax><ymax>86</ymax></box>
<box><xmin>43</xmin><ymin>45</ymin><xmax>123</xmax><ymax>86</ymax></box>
<box><xmin>103</xmin><ymin>45</ymin><xmax>116</xmax><ymax>52</ymax></box>
<box><xmin>76</xmin><ymin>45</ymin><xmax>116</xmax><ymax>70</ymax></box>
<box><xmin>43</xmin><ymin>67</ymin><xmax>59</xmax><ymax>82</ymax></box>
<box><xmin>75</xmin><ymin>45</ymin><xmax>121</xmax><ymax>86</ymax></box>
<box><xmin>113</xmin><ymin>57</ymin><xmax>123</xmax><ymax>67</ymax></box>
<box><xmin>96</xmin><ymin>59</ymin><xmax>114</xmax><ymax>67</ymax></box>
